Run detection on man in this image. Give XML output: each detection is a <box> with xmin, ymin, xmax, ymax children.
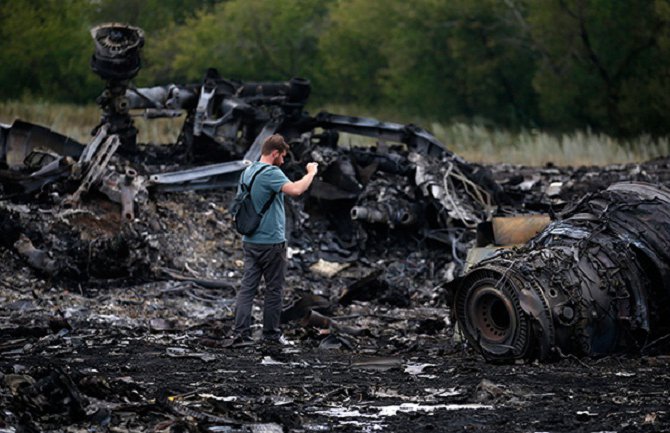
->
<box><xmin>232</xmin><ymin>134</ymin><xmax>318</xmax><ymax>345</ymax></box>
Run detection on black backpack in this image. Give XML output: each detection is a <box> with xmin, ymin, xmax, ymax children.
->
<box><xmin>230</xmin><ymin>165</ymin><xmax>277</xmax><ymax>235</ymax></box>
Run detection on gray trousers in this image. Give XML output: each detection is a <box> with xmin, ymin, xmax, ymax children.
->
<box><xmin>234</xmin><ymin>242</ymin><xmax>287</xmax><ymax>339</ymax></box>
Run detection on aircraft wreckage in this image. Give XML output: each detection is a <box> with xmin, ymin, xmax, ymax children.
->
<box><xmin>1</xmin><ymin>23</ymin><xmax>670</xmax><ymax>362</ymax></box>
<box><xmin>450</xmin><ymin>182</ymin><xmax>670</xmax><ymax>361</ymax></box>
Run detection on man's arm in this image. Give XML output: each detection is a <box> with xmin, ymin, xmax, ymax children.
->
<box><xmin>281</xmin><ymin>162</ymin><xmax>318</xmax><ymax>197</ymax></box>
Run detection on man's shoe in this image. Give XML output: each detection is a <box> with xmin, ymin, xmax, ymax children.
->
<box><xmin>229</xmin><ymin>335</ymin><xmax>254</xmax><ymax>348</ymax></box>
<box><xmin>262</xmin><ymin>335</ymin><xmax>294</xmax><ymax>346</ymax></box>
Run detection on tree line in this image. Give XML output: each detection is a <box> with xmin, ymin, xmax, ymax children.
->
<box><xmin>1</xmin><ymin>0</ymin><xmax>669</xmax><ymax>137</ymax></box>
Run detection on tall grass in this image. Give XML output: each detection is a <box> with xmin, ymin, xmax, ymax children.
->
<box><xmin>0</xmin><ymin>100</ymin><xmax>182</xmax><ymax>145</ymax></box>
<box><xmin>431</xmin><ymin>123</ymin><xmax>669</xmax><ymax>166</ymax></box>
<box><xmin>1</xmin><ymin>100</ymin><xmax>668</xmax><ymax>166</ymax></box>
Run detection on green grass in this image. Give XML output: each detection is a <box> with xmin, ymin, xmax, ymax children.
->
<box><xmin>2</xmin><ymin>100</ymin><xmax>668</xmax><ymax>166</ymax></box>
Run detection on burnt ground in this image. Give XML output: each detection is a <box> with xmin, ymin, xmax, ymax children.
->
<box><xmin>2</xmin><ymin>157</ymin><xmax>670</xmax><ymax>432</ymax></box>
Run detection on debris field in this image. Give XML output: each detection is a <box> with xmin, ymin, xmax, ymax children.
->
<box><xmin>2</xmin><ymin>22</ymin><xmax>670</xmax><ymax>433</ymax></box>
<box><xmin>2</xmin><ymin>156</ymin><xmax>670</xmax><ymax>432</ymax></box>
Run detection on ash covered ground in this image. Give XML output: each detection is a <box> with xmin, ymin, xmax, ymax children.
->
<box><xmin>2</xmin><ymin>156</ymin><xmax>670</xmax><ymax>432</ymax></box>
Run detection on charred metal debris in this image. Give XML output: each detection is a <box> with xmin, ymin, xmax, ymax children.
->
<box><xmin>450</xmin><ymin>182</ymin><xmax>670</xmax><ymax>362</ymax></box>
<box><xmin>2</xmin><ymin>23</ymin><xmax>670</xmax><ymax>363</ymax></box>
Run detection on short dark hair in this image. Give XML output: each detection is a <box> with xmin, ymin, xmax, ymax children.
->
<box><xmin>261</xmin><ymin>134</ymin><xmax>290</xmax><ymax>155</ymax></box>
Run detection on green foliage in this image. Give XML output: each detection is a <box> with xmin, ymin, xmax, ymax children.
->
<box><xmin>318</xmin><ymin>0</ymin><xmax>391</xmax><ymax>104</ymax></box>
<box><xmin>382</xmin><ymin>0</ymin><xmax>538</xmax><ymax>124</ymax></box>
<box><xmin>91</xmin><ymin>0</ymin><xmax>220</xmax><ymax>33</ymax></box>
<box><xmin>142</xmin><ymin>0</ymin><xmax>331</xmax><ymax>86</ymax></box>
<box><xmin>618</xmin><ymin>0</ymin><xmax>670</xmax><ymax>136</ymax></box>
<box><xmin>0</xmin><ymin>0</ymin><xmax>98</xmax><ymax>102</ymax></box>
<box><xmin>527</xmin><ymin>0</ymin><xmax>670</xmax><ymax>135</ymax></box>
<box><xmin>318</xmin><ymin>0</ymin><xmax>538</xmax><ymax>124</ymax></box>
<box><xmin>1</xmin><ymin>0</ymin><xmax>669</xmax><ymax>136</ymax></box>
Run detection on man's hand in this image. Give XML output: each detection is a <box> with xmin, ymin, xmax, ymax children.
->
<box><xmin>282</xmin><ymin>162</ymin><xmax>319</xmax><ymax>197</ymax></box>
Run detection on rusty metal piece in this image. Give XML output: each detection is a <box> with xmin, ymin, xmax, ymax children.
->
<box><xmin>98</xmin><ymin>167</ymin><xmax>147</xmax><ymax>222</ymax></box>
<box><xmin>491</xmin><ymin>215</ymin><xmax>551</xmax><ymax>245</ymax></box>
<box><xmin>451</xmin><ymin>182</ymin><xmax>670</xmax><ymax>362</ymax></box>
<box><xmin>120</xmin><ymin>168</ymin><xmax>137</xmax><ymax>221</ymax></box>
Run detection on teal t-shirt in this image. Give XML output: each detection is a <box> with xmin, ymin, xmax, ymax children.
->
<box><xmin>239</xmin><ymin>162</ymin><xmax>290</xmax><ymax>244</ymax></box>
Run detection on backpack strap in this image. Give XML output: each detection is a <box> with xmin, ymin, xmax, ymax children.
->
<box><xmin>245</xmin><ymin>164</ymin><xmax>272</xmax><ymax>190</ymax></box>
<box><xmin>258</xmin><ymin>190</ymin><xmax>277</xmax><ymax>217</ymax></box>
<box><xmin>245</xmin><ymin>165</ymin><xmax>278</xmax><ymax>217</ymax></box>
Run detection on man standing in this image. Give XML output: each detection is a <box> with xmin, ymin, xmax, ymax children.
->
<box><xmin>232</xmin><ymin>134</ymin><xmax>318</xmax><ymax>345</ymax></box>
